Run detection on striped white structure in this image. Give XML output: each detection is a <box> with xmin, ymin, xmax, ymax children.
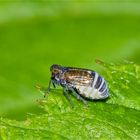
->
<box><xmin>75</xmin><ymin>72</ymin><xmax>109</xmax><ymax>99</ymax></box>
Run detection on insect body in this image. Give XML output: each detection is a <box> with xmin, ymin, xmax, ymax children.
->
<box><xmin>45</xmin><ymin>64</ymin><xmax>109</xmax><ymax>106</ymax></box>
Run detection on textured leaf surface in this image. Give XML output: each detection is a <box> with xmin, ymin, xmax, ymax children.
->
<box><xmin>0</xmin><ymin>62</ymin><xmax>140</xmax><ymax>140</ymax></box>
<box><xmin>0</xmin><ymin>1</ymin><xmax>140</xmax><ymax>119</ymax></box>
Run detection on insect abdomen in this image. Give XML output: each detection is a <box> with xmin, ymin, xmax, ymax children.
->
<box><xmin>75</xmin><ymin>72</ymin><xmax>109</xmax><ymax>100</ymax></box>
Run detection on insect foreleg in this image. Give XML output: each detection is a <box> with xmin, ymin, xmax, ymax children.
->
<box><xmin>44</xmin><ymin>79</ymin><xmax>52</xmax><ymax>97</ymax></box>
<box><xmin>63</xmin><ymin>85</ymin><xmax>74</xmax><ymax>108</ymax></box>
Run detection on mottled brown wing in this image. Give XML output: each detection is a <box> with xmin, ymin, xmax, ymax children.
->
<box><xmin>63</xmin><ymin>69</ymin><xmax>93</xmax><ymax>86</ymax></box>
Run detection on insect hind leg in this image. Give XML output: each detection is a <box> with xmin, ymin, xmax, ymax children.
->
<box><xmin>68</xmin><ymin>86</ymin><xmax>87</xmax><ymax>105</ymax></box>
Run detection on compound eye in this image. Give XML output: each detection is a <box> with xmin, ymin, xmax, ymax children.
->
<box><xmin>55</xmin><ymin>69</ymin><xmax>58</xmax><ymax>73</ymax></box>
<box><xmin>52</xmin><ymin>69</ymin><xmax>58</xmax><ymax>74</ymax></box>
<box><xmin>51</xmin><ymin>69</ymin><xmax>59</xmax><ymax>78</ymax></box>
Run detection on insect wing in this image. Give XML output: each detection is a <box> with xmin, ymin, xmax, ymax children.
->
<box><xmin>64</xmin><ymin>69</ymin><xmax>94</xmax><ymax>86</ymax></box>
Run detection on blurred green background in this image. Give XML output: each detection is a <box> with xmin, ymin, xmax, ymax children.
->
<box><xmin>0</xmin><ymin>1</ymin><xmax>140</xmax><ymax>120</ymax></box>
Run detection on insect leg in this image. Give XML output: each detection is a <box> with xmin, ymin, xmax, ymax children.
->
<box><xmin>63</xmin><ymin>86</ymin><xmax>74</xmax><ymax>108</ymax></box>
<box><xmin>68</xmin><ymin>87</ymin><xmax>87</xmax><ymax>105</ymax></box>
<box><xmin>52</xmin><ymin>82</ymin><xmax>56</xmax><ymax>88</ymax></box>
<box><xmin>44</xmin><ymin>79</ymin><xmax>52</xmax><ymax>97</ymax></box>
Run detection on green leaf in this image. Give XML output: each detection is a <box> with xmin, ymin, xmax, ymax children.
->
<box><xmin>0</xmin><ymin>62</ymin><xmax>140</xmax><ymax>140</ymax></box>
<box><xmin>1</xmin><ymin>1</ymin><xmax>140</xmax><ymax>119</ymax></box>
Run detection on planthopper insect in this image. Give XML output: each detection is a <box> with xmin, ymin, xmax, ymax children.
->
<box><xmin>45</xmin><ymin>64</ymin><xmax>109</xmax><ymax>107</ymax></box>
